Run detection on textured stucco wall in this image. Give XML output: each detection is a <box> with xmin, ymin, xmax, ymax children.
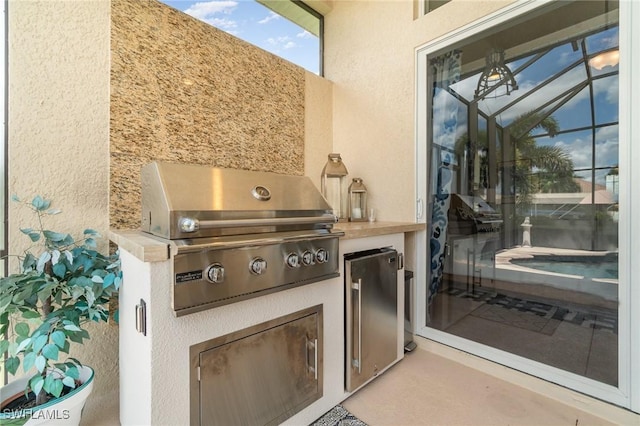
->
<box><xmin>110</xmin><ymin>0</ymin><xmax>307</xmax><ymax>231</ymax></box>
<box><xmin>118</xmin><ymin>233</ymin><xmax>403</xmax><ymax>425</ymax></box>
<box><xmin>9</xmin><ymin>0</ymin><xmax>327</xmax><ymax>424</ymax></box>
<box><xmin>7</xmin><ymin>0</ymin><xmax>519</xmax><ymax>423</ymax></box>
<box><xmin>305</xmin><ymin>72</ymin><xmax>333</xmax><ymax>189</ymax></box>
<box><xmin>324</xmin><ymin>0</ymin><xmax>512</xmax><ymax>223</ymax></box>
<box><xmin>8</xmin><ymin>1</ymin><xmax>116</xmax><ymax>425</ymax></box>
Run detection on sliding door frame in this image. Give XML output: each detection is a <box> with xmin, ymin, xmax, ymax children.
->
<box><xmin>415</xmin><ymin>0</ymin><xmax>639</xmax><ymax>411</ymax></box>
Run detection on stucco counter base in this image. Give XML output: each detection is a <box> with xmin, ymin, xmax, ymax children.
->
<box><xmin>111</xmin><ymin>226</ymin><xmax>415</xmax><ymax>425</ymax></box>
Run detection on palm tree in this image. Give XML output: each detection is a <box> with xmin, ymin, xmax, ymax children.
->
<box><xmin>508</xmin><ymin>111</ymin><xmax>580</xmax><ymax>204</ymax></box>
<box><xmin>454</xmin><ymin>110</ymin><xmax>580</xmax><ymax>206</ymax></box>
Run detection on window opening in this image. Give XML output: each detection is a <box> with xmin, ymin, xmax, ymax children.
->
<box><xmin>424</xmin><ymin>0</ymin><xmax>451</xmax><ymax>14</ymax></box>
<box><xmin>160</xmin><ymin>0</ymin><xmax>323</xmax><ymax>75</ymax></box>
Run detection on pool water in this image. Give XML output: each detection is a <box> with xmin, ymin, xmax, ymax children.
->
<box><xmin>511</xmin><ymin>256</ymin><xmax>618</xmax><ymax>279</ymax></box>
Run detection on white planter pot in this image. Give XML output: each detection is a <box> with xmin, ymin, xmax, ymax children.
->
<box><xmin>0</xmin><ymin>365</ymin><xmax>94</xmax><ymax>426</ymax></box>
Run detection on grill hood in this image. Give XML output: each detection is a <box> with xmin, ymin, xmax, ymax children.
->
<box><xmin>141</xmin><ymin>162</ymin><xmax>336</xmax><ymax>240</ymax></box>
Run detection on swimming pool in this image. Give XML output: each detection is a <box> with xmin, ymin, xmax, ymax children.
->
<box><xmin>510</xmin><ymin>254</ymin><xmax>618</xmax><ymax>279</ymax></box>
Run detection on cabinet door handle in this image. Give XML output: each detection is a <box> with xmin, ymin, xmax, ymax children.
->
<box><xmin>135</xmin><ymin>299</ymin><xmax>147</xmax><ymax>336</ymax></box>
<box><xmin>351</xmin><ymin>279</ymin><xmax>362</xmax><ymax>374</ymax></box>
<box><xmin>307</xmin><ymin>338</ymin><xmax>318</xmax><ymax>380</ymax></box>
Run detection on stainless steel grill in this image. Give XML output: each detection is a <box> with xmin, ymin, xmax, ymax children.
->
<box><xmin>141</xmin><ymin>162</ymin><xmax>342</xmax><ymax>316</ymax></box>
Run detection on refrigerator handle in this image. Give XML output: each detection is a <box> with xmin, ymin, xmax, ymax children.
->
<box><xmin>351</xmin><ymin>278</ymin><xmax>362</xmax><ymax>374</ymax></box>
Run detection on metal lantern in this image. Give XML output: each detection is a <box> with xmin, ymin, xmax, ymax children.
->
<box><xmin>321</xmin><ymin>153</ymin><xmax>349</xmax><ymax>220</ymax></box>
<box><xmin>348</xmin><ymin>178</ymin><xmax>368</xmax><ymax>222</ymax></box>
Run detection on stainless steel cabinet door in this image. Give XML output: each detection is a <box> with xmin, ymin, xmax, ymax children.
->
<box><xmin>191</xmin><ymin>306</ymin><xmax>322</xmax><ymax>426</ymax></box>
<box><xmin>346</xmin><ymin>249</ymin><xmax>398</xmax><ymax>392</ymax></box>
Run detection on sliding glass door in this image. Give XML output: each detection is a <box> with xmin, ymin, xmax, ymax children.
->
<box><xmin>416</xmin><ymin>0</ymin><xmax>638</xmax><ymax>408</ymax></box>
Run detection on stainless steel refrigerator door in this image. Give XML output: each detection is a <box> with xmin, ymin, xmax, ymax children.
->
<box><xmin>345</xmin><ymin>248</ymin><xmax>398</xmax><ymax>392</ymax></box>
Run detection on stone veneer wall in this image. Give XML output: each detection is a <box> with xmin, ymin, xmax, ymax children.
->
<box><xmin>110</xmin><ymin>0</ymin><xmax>306</xmax><ymax>230</ymax></box>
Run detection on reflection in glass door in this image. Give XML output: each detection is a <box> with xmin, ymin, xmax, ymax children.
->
<box><xmin>424</xmin><ymin>2</ymin><xmax>620</xmax><ymax>387</ymax></box>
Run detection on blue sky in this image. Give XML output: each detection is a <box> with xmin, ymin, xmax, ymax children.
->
<box><xmin>160</xmin><ymin>0</ymin><xmax>320</xmax><ymax>74</ymax></box>
<box><xmin>436</xmin><ymin>27</ymin><xmax>620</xmax><ymax>186</ymax></box>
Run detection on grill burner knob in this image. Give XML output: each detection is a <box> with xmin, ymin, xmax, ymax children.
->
<box><xmin>285</xmin><ymin>253</ymin><xmax>300</xmax><ymax>268</ymax></box>
<box><xmin>301</xmin><ymin>250</ymin><xmax>315</xmax><ymax>266</ymax></box>
<box><xmin>206</xmin><ymin>264</ymin><xmax>225</xmax><ymax>284</ymax></box>
<box><xmin>315</xmin><ymin>248</ymin><xmax>328</xmax><ymax>263</ymax></box>
<box><xmin>249</xmin><ymin>257</ymin><xmax>267</xmax><ymax>275</ymax></box>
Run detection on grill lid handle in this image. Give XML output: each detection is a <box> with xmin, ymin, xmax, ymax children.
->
<box><xmin>178</xmin><ymin>214</ymin><xmax>338</xmax><ymax>233</ymax></box>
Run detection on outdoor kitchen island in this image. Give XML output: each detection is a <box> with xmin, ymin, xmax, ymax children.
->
<box><xmin>110</xmin><ymin>221</ymin><xmax>423</xmax><ymax>426</ymax></box>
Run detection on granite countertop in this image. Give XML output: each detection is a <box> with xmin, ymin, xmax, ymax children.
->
<box><xmin>109</xmin><ymin>222</ymin><xmax>426</xmax><ymax>263</ymax></box>
<box><xmin>108</xmin><ymin>230</ymin><xmax>171</xmax><ymax>263</ymax></box>
<box><xmin>334</xmin><ymin>221</ymin><xmax>425</xmax><ymax>239</ymax></box>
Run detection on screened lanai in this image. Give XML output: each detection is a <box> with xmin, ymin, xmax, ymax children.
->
<box><xmin>424</xmin><ymin>0</ymin><xmax>619</xmax><ymax>387</ymax></box>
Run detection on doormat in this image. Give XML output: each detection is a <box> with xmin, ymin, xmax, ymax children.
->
<box><xmin>445</xmin><ymin>287</ymin><xmax>618</xmax><ymax>334</ymax></box>
<box><xmin>470</xmin><ymin>302</ymin><xmax>561</xmax><ymax>335</ymax></box>
<box><xmin>310</xmin><ymin>405</ymin><xmax>368</xmax><ymax>426</ymax></box>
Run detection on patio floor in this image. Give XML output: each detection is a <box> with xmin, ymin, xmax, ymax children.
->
<box><xmin>342</xmin><ymin>340</ymin><xmax>638</xmax><ymax>425</ymax></box>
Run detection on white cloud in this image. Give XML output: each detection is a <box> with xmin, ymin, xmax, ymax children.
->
<box><xmin>596</xmin><ymin>138</ymin><xmax>619</xmax><ymax>164</ymax></box>
<box><xmin>593</xmin><ymin>33</ymin><xmax>619</xmax><ymax>51</ymax></box>
<box><xmin>184</xmin><ymin>1</ymin><xmax>237</xmax><ymax>17</ymax></box>
<box><xmin>267</xmin><ymin>36</ymin><xmax>296</xmax><ymax>50</ymax></box>
<box><xmin>594</xmin><ymin>130</ymin><xmax>619</xmax><ymax>171</ymax></box>
<box><xmin>605</xmin><ymin>78</ymin><xmax>619</xmax><ymax>105</ymax></box>
<box><xmin>267</xmin><ymin>36</ymin><xmax>285</xmax><ymax>45</ymax></box>
<box><xmin>297</xmin><ymin>30</ymin><xmax>313</xmax><ymax>39</ymax></box>
<box><xmin>557</xmin><ymin>49</ymin><xmax>576</xmax><ymax>67</ymax></box>
<box><xmin>183</xmin><ymin>1</ymin><xmax>238</xmax><ymax>30</ymax></box>
<box><xmin>204</xmin><ymin>17</ymin><xmax>238</xmax><ymax>30</ymax></box>
<box><xmin>555</xmin><ymin>137</ymin><xmax>592</xmax><ymax>170</ymax></box>
<box><xmin>596</xmin><ymin>125</ymin><xmax>618</xmax><ymax>142</ymax></box>
<box><xmin>258</xmin><ymin>11</ymin><xmax>280</xmax><ymax>24</ymax></box>
<box><xmin>552</xmin><ymin>129</ymin><xmax>618</xmax><ymax>183</ymax></box>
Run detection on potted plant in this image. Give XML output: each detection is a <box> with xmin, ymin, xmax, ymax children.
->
<box><xmin>0</xmin><ymin>195</ymin><xmax>121</xmax><ymax>425</ymax></box>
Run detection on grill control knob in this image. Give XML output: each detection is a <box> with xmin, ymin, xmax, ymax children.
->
<box><xmin>205</xmin><ymin>264</ymin><xmax>225</xmax><ymax>284</ymax></box>
<box><xmin>249</xmin><ymin>257</ymin><xmax>267</xmax><ymax>275</ymax></box>
<box><xmin>315</xmin><ymin>248</ymin><xmax>328</xmax><ymax>263</ymax></box>
<box><xmin>301</xmin><ymin>250</ymin><xmax>314</xmax><ymax>266</ymax></box>
<box><xmin>285</xmin><ymin>253</ymin><xmax>300</xmax><ymax>268</ymax></box>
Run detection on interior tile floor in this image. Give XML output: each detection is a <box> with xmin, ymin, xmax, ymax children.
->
<box><xmin>341</xmin><ymin>345</ymin><xmax>638</xmax><ymax>426</ymax></box>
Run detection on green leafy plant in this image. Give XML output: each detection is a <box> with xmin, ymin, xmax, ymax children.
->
<box><xmin>0</xmin><ymin>195</ymin><xmax>121</xmax><ymax>407</ymax></box>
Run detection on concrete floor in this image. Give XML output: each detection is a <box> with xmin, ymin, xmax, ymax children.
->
<box><xmin>342</xmin><ymin>343</ymin><xmax>639</xmax><ymax>426</ymax></box>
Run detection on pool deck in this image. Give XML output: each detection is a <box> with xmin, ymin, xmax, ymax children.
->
<box><xmin>495</xmin><ymin>246</ymin><xmax>618</xmax><ymax>283</ymax></box>
<box><xmin>496</xmin><ymin>245</ymin><xmax>617</xmax><ymax>263</ymax></box>
<box><xmin>489</xmin><ymin>246</ymin><xmax>618</xmax><ymax>308</ymax></box>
